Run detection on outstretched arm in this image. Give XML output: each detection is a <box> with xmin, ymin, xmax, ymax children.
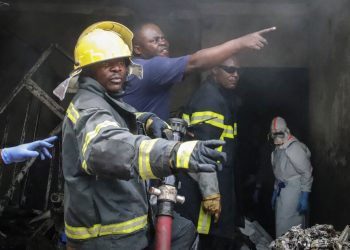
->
<box><xmin>1</xmin><ymin>136</ymin><xmax>58</xmax><ymax>165</ymax></box>
<box><xmin>185</xmin><ymin>27</ymin><xmax>276</xmax><ymax>73</ymax></box>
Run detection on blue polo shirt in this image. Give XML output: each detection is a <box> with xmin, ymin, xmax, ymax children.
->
<box><xmin>123</xmin><ymin>55</ymin><xmax>189</xmax><ymax>121</ymax></box>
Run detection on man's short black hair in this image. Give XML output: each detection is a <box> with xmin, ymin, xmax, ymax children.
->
<box><xmin>132</xmin><ymin>21</ymin><xmax>158</xmax><ymax>45</ymax></box>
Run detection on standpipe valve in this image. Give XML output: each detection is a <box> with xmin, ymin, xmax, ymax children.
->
<box><xmin>149</xmin><ymin>185</ymin><xmax>185</xmax><ymax>217</ymax></box>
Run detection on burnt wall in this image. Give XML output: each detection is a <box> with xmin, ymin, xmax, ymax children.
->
<box><xmin>308</xmin><ymin>0</ymin><xmax>350</xmax><ymax>229</ymax></box>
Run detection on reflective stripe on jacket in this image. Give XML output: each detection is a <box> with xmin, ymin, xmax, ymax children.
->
<box><xmin>176</xmin><ymin>77</ymin><xmax>243</xmax><ymax>238</ymax></box>
<box><xmin>63</xmin><ymin>77</ymin><xmax>184</xmax><ymax>243</ymax></box>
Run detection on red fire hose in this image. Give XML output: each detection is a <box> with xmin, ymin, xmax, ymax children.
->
<box><xmin>155</xmin><ymin>216</ymin><xmax>173</xmax><ymax>250</ymax></box>
<box><xmin>151</xmin><ymin>118</ymin><xmax>188</xmax><ymax>250</ymax></box>
<box><xmin>150</xmin><ymin>184</ymin><xmax>185</xmax><ymax>250</ymax></box>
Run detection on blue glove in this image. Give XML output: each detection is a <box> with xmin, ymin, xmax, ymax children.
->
<box><xmin>297</xmin><ymin>191</ymin><xmax>309</xmax><ymax>214</ymax></box>
<box><xmin>271</xmin><ymin>189</ymin><xmax>278</xmax><ymax>210</ymax></box>
<box><xmin>60</xmin><ymin>230</ymin><xmax>67</xmax><ymax>244</ymax></box>
<box><xmin>1</xmin><ymin>136</ymin><xmax>58</xmax><ymax>164</ymax></box>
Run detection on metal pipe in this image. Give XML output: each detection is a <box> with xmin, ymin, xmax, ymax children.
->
<box><xmin>44</xmin><ymin>147</ymin><xmax>55</xmax><ymax>210</ymax></box>
<box><xmin>20</xmin><ymin>102</ymin><xmax>42</xmax><ymax>205</ymax></box>
<box><xmin>10</xmin><ymin>99</ymin><xmax>32</xmax><ymax>204</ymax></box>
<box><xmin>0</xmin><ymin>45</ymin><xmax>55</xmax><ymax>114</ymax></box>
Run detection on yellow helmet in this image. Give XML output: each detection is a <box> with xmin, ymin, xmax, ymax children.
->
<box><xmin>54</xmin><ymin>21</ymin><xmax>142</xmax><ymax>101</ymax></box>
<box><xmin>73</xmin><ymin>21</ymin><xmax>133</xmax><ymax>72</ymax></box>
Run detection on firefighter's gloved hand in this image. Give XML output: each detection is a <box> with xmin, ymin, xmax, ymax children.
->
<box><xmin>202</xmin><ymin>194</ymin><xmax>221</xmax><ymax>223</ymax></box>
<box><xmin>1</xmin><ymin>136</ymin><xmax>58</xmax><ymax>164</ymax></box>
<box><xmin>136</xmin><ymin>112</ymin><xmax>172</xmax><ymax>139</ymax></box>
<box><xmin>297</xmin><ymin>191</ymin><xmax>309</xmax><ymax>214</ymax></box>
<box><xmin>172</xmin><ymin>140</ymin><xmax>226</xmax><ymax>173</ymax></box>
<box><xmin>145</xmin><ymin>116</ymin><xmax>172</xmax><ymax>139</ymax></box>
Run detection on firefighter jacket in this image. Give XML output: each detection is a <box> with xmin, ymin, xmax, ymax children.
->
<box><xmin>62</xmin><ymin>77</ymin><xmax>182</xmax><ymax>247</ymax></box>
<box><xmin>177</xmin><ymin>76</ymin><xmax>243</xmax><ymax>239</ymax></box>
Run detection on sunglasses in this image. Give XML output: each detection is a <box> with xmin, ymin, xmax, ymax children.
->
<box><xmin>218</xmin><ymin>65</ymin><xmax>240</xmax><ymax>74</ymax></box>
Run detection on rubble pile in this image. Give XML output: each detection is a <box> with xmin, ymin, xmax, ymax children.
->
<box><xmin>270</xmin><ymin>224</ymin><xmax>350</xmax><ymax>250</ymax></box>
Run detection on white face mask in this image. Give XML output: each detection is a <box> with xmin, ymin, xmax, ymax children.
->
<box><xmin>271</xmin><ymin>131</ymin><xmax>287</xmax><ymax>145</ymax></box>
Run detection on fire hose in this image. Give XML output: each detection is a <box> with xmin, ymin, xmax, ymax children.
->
<box><xmin>149</xmin><ymin>118</ymin><xmax>188</xmax><ymax>250</ymax></box>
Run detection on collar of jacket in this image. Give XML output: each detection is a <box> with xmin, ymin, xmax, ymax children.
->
<box><xmin>79</xmin><ymin>77</ymin><xmax>138</xmax><ymax>133</ymax></box>
<box><xmin>206</xmin><ymin>75</ymin><xmax>235</xmax><ymax>96</ymax></box>
<box><xmin>78</xmin><ymin>76</ymin><xmax>136</xmax><ymax>112</ymax></box>
<box><xmin>78</xmin><ymin>76</ymin><xmax>124</xmax><ymax>97</ymax></box>
<box><xmin>205</xmin><ymin>75</ymin><xmax>240</xmax><ymax>111</ymax></box>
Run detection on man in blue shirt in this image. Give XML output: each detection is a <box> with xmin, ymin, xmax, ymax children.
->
<box><xmin>123</xmin><ymin>23</ymin><xmax>276</xmax><ymax>120</ymax></box>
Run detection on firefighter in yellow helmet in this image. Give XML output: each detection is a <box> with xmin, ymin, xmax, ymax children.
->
<box><xmin>60</xmin><ymin>21</ymin><xmax>226</xmax><ymax>250</ymax></box>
